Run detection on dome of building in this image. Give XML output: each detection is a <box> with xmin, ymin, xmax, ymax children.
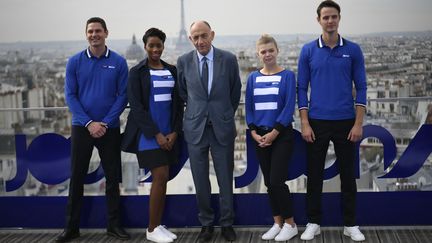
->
<box><xmin>125</xmin><ymin>34</ymin><xmax>145</xmax><ymax>61</ymax></box>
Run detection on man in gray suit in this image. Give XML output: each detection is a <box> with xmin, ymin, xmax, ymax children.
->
<box><xmin>177</xmin><ymin>20</ymin><xmax>241</xmax><ymax>242</ymax></box>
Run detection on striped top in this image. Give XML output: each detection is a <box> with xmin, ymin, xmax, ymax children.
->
<box><xmin>245</xmin><ymin>69</ymin><xmax>296</xmax><ymax>132</ymax></box>
<box><xmin>138</xmin><ymin>68</ymin><xmax>175</xmax><ymax>151</ymax></box>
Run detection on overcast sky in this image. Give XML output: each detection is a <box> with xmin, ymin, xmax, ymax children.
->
<box><xmin>0</xmin><ymin>0</ymin><xmax>431</xmax><ymax>43</ymax></box>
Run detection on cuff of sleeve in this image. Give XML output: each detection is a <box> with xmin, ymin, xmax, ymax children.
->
<box><xmin>248</xmin><ymin>124</ymin><xmax>258</xmax><ymax>131</ymax></box>
<box><xmin>85</xmin><ymin>120</ymin><xmax>93</xmax><ymax>127</ymax></box>
<box><xmin>355</xmin><ymin>103</ymin><xmax>367</xmax><ymax>108</ymax></box>
<box><xmin>273</xmin><ymin>123</ymin><xmax>285</xmax><ymax>132</ymax></box>
<box><xmin>298</xmin><ymin>106</ymin><xmax>309</xmax><ymax>111</ymax></box>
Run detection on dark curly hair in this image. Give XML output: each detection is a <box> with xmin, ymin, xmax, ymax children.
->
<box><xmin>142</xmin><ymin>28</ymin><xmax>166</xmax><ymax>45</ymax></box>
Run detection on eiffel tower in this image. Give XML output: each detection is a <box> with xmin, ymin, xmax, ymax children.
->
<box><xmin>176</xmin><ymin>0</ymin><xmax>191</xmax><ymax>51</ymax></box>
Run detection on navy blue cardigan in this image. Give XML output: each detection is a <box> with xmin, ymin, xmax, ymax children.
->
<box><xmin>121</xmin><ymin>58</ymin><xmax>183</xmax><ymax>154</ymax></box>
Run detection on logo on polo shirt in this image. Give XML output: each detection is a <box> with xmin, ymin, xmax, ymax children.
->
<box><xmin>342</xmin><ymin>54</ymin><xmax>350</xmax><ymax>58</ymax></box>
<box><xmin>102</xmin><ymin>65</ymin><xmax>116</xmax><ymax>69</ymax></box>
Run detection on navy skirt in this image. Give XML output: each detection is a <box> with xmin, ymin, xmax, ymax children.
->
<box><xmin>137</xmin><ymin>148</ymin><xmax>176</xmax><ymax>170</ymax></box>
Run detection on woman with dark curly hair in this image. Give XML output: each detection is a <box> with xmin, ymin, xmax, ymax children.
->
<box><xmin>122</xmin><ymin>27</ymin><xmax>183</xmax><ymax>243</ymax></box>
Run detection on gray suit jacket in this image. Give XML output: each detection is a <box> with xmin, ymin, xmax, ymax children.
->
<box><xmin>177</xmin><ymin>47</ymin><xmax>241</xmax><ymax>145</ymax></box>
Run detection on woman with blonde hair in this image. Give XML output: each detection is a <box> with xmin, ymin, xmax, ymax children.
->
<box><xmin>245</xmin><ymin>34</ymin><xmax>298</xmax><ymax>241</ymax></box>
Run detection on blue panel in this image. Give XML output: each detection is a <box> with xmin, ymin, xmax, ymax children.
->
<box><xmin>380</xmin><ymin>124</ymin><xmax>432</xmax><ymax>178</ymax></box>
<box><xmin>84</xmin><ymin>164</ymin><xmax>105</xmax><ymax>184</ymax></box>
<box><xmin>6</xmin><ymin>134</ymin><xmax>28</xmax><ymax>191</ymax></box>
<box><xmin>3</xmin><ymin>125</ymin><xmax>432</xmax><ymax>228</ymax></box>
<box><xmin>7</xmin><ymin>125</ymin><xmax>432</xmax><ymax>192</ymax></box>
<box><xmin>25</xmin><ymin>133</ymin><xmax>71</xmax><ymax>184</ymax></box>
<box><xmin>1</xmin><ymin>192</ymin><xmax>432</xmax><ymax>228</ymax></box>
<box><xmin>235</xmin><ymin>130</ymin><xmax>259</xmax><ymax>188</ymax></box>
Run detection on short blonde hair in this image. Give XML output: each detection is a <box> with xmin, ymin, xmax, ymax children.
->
<box><xmin>256</xmin><ymin>34</ymin><xmax>278</xmax><ymax>51</ymax></box>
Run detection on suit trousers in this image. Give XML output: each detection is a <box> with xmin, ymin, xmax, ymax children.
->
<box><xmin>187</xmin><ymin>124</ymin><xmax>235</xmax><ymax>226</ymax></box>
<box><xmin>306</xmin><ymin>119</ymin><xmax>357</xmax><ymax>226</ymax></box>
<box><xmin>65</xmin><ymin>126</ymin><xmax>122</xmax><ymax>230</ymax></box>
<box><xmin>255</xmin><ymin>126</ymin><xmax>294</xmax><ymax>219</ymax></box>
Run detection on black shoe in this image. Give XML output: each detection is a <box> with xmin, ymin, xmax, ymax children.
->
<box><xmin>55</xmin><ymin>230</ymin><xmax>80</xmax><ymax>242</ymax></box>
<box><xmin>107</xmin><ymin>226</ymin><xmax>130</xmax><ymax>240</ymax></box>
<box><xmin>198</xmin><ymin>226</ymin><xmax>214</xmax><ymax>242</ymax></box>
<box><xmin>221</xmin><ymin>226</ymin><xmax>236</xmax><ymax>241</ymax></box>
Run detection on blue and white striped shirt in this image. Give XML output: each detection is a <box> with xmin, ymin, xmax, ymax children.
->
<box><xmin>139</xmin><ymin>68</ymin><xmax>175</xmax><ymax>151</ymax></box>
<box><xmin>245</xmin><ymin>69</ymin><xmax>296</xmax><ymax>131</ymax></box>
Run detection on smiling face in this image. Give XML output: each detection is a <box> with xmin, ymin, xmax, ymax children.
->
<box><xmin>86</xmin><ymin>22</ymin><xmax>108</xmax><ymax>48</ymax></box>
<box><xmin>145</xmin><ymin>36</ymin><xmax>164</xmax><ymax>62</ymax></box>
<box><xmin>317</xmin><ymin>7</ymin><xmax>340</xmax><ymax>35</ymax></box>
<box><xmin>257</xmin><ymin>42</ymin><xmax>279</xmax><ymax>67</ymax></box>
<box><xmin>189</xmin><ymin>21</ymin><xmax>214</xmax><ymax>56</ymax></box>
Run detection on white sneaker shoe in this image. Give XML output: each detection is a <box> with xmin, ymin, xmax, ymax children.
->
<box><xmin>275</xmin><ymin>223</ymin><xmax>298</xmax><ymax>241</ymax></box>
<box><xmin>300</xmin><ymin>223</ymin><xmax>320</xmax><ymax>240</ymax></box>
<box><xmin>146</xmin><ymin>227</ymin><xmax>173</xmax><ymax>243</ymax></box>
<box><xmin>261</xmin><ymin>223</ymin><xmax>281</xmax><ymax>240</ymax></box>
<box><xmin>157</xmin><ymin>225</ymin><xmax>177</xmax><ymax>240</ymax></box>
<box><xmin>344</xmin><ymin>226</ymin><xmax>365</xmax><ymax>241</ymax></box>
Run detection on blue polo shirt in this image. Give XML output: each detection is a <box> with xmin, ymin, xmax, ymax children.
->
<box><xmin>297</xmin><ymin>35</ymin><xmax>367</xmax><ymax>120</ymax></box>
<box><xmin>138</xmin><ymin>68</ymin><xmax>174</xmax><ymax>151</ymax></box>
<box><xmin>65</xmin><ymin>47</ymin><xmax>128</xmax><ymax>128</ymax></box>
<box><xmin>245</xmin><ymin>69</ymin><xmax>296</xmax><ymax>131</ymax></box>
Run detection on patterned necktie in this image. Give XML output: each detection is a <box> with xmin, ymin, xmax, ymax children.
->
<box><xmin>201</xmin><ymin>56</ymin><xmax>208</xmax><ymax>94</ymax></box>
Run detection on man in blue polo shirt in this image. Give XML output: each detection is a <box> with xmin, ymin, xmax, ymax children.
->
<box><xmin>297</xmin><ymin>1</ymin><xmax>367</xmax><ymax>241</ymax></box>
<box><xmin>56</xmin><ymin>17</ymin><xmax>130</xmax><ymax>242</ymax></box>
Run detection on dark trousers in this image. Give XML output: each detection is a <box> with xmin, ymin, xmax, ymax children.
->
<box><xmin>255</xmin><ymin>126</ymin><xmax>294</xmax><ymax>219</ymax></box>
<box><xmin>306</xmin><ymin>119</ymin><xmax>357</xmax><ymax>226</ymax></box>
<box><xmin>65</xmin><ymin>126</ymin><xmax>122</xmax><ymax>230</ymax></box>
<box><xmin>187</xmin><ymin>125</ymin><xmax>235</xmax><ymax>227</ymax></box>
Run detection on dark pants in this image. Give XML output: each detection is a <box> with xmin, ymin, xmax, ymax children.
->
<box><xmin>255</xmin><ymin>126</ymin><xmax>294</xmax><ymax>219</ymax></box>
<box><xmin>306</xmin><ymin>119</ymin><xmax>357</xmax><ymax>226</ymax></box>
<box><xmin>187</xmin><ymin>124</ymin><xmax>235</xmax><ymax>227</ymax></box>
<box><xmin>65</xmin><ymin>126</ymin><xmax>122</xmax><ymax>230</ymax></box>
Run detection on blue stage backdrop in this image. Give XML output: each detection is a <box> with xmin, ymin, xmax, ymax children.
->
<box><xmin>1</xmin><ymin>125</ymin><xmax>431</xmax><ymax>228</ymax></box>
<box><xmin>1</xmin><ymin>192</ymin><xmax>432</xmax><ymax>228</ymax></box>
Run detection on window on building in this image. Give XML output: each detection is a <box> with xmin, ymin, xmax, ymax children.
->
<box><xmin>389</xmin><ymin>91</ymin><xmax>398</xmax><ymax>98</ymax></box>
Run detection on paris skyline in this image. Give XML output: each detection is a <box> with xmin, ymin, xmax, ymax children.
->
<box><xmin>0</xmin><ymin>0</ymin><xmax>431</xmax><ymax>43</ymax></box>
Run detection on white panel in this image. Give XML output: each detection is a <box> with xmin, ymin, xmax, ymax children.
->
<box><xmin>256</xmin><ymin>75</ymin><xmax>281</xmax><ymax>83</ymax></box>
<box><xmin>255</xmin><ymin>102</ymin><xmax>278</xmax><ymax>110</ymax></box>
<box><xmin>153</xmin><ymin>81</ymin><xmax>175</xmax><ymax>88</ymax></box>
<box><xmin>154</xmin><ymin>94</ymin><xmax>172</xmax><ymax>102</ymax></box>
<box><xmin>150</xmin><ymin>70</ymin><xmax>172</xmax><ymax>76</ymax></box>
<box><xmin>254</xmin><ymin>87</ymin><xmax>279</xmax><ymax>96</ymax></box>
